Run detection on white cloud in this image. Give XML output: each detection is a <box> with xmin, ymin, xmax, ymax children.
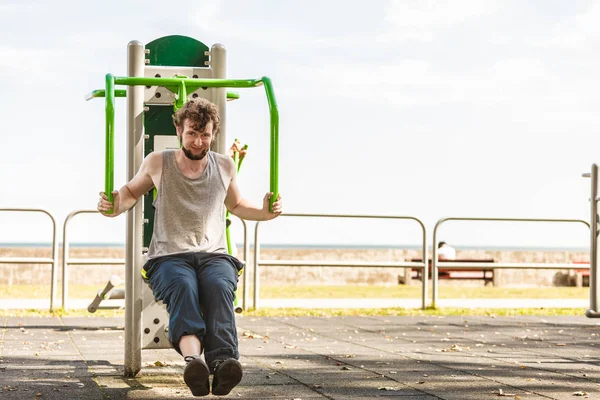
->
<box><xmin>379</xmin><ymin>0</ymin><xmax>499</xmax><ymax>42</ymax></box>
<box><xmin>490</xmin><ymin>58</ymin><xmax>553</xmax><ymax>83</ymax></box>
<box><xmin>0</xmin><ymin>46</ymin><xmax>54</xmax><ymax>77</ymax></box>
<box><xmin>529</xmin><ymin>1</ymin><xmax>600</xmax><ymax>49</ymax></box>
<box><xmin>275</xmin><ymin>55</ymin><xmax>600</xmax><ymax>136</ymax></box>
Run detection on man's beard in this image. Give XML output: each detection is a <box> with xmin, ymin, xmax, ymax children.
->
<box><xmin>182</xmin><ymin>145</ymin><xmax>208</xmax><ymax>161</ymax></box>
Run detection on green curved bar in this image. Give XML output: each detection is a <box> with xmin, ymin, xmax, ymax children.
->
<box><xmin>105</xmin><ymin>74</ymin><xmax>115</xmax><ymax>213</ymax></box>
<box><xmin>259</xmin><ymin>77</ymin><xmax>279</xmax><ymax>211</ymax></box>
<box><xmin>101</xmin><ymin>76</ymin><xmax>279</xmax><ymax>213</ymax></box>
<box><xmin>113</xmin><ymin>77</ymin><xmax>262</xmax><ymax>88</ymax></box>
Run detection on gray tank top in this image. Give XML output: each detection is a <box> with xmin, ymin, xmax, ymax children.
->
<box><xmin>147</xmin><ymin>150</ymin><xmax>228</xmax><ymax>259</ymax></box>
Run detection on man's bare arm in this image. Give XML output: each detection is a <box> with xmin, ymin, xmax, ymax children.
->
<box><xmin>98</xmin><ymin>152</ymin><xmax>159</xmax><ymax>217</ymax></box>
<box><xmin>223</xmin><ymin>157</ymin><xmax>282</xmax><ymax>221</ymax></box>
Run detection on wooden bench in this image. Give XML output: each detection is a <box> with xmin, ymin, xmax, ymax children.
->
<box><xmin>572</xmin><ymin>261</ymin><xmax>590</xmax><ymax>287</ymax></box>
<box><xmin>409</xmin><ymin>258</ymin><xmax>497</xmax><ymax>286</ymax></box>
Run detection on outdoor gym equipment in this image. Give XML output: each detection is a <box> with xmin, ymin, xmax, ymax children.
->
<box><xmin>87</xmin><ymin>35</ymin><xmax>279</xmax><ymax>377</ymax></box>
<box><xmin>87</xmin><ymin>275</ymin><xmax>124</xmax><ymax>313</ymax></box>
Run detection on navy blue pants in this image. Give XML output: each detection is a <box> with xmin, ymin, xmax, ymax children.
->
<box><xmin>143</xmin><ymin>252</ymin><xmax>242</xmax><ymax>368</ymax></box>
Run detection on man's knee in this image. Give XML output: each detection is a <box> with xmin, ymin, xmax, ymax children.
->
<box><xmin>212</xmin><ymin>277</ymin><xmax>236</xmax><ymax>296</ymax></box>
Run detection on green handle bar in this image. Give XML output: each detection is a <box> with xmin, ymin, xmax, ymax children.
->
<box><xmin>91</xmin><ymin>75</ymin><xmax>279</xmax><ymax>211</ymax></box>
<box><xmin>105</xmin><ymin>74</ymin><xmax>115</xmax><ymax>212</ymax></box>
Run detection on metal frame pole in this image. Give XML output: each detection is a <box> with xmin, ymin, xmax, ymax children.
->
<box><xmin>124</xmin><ymin>40</ymin><xmax>145</xmax><ymax>377</ymax></box>
<box><xmin>240</xmin><ymin>218</ymin><xmax>250</xmax><ymax>311</ymax></box>
<box><xmin>253</xmin><ymin>222</ymin><xmax>261</xmax><ymax>310</ymax></box>
<box><xmin>432</xmin><ymin>221</ymin><xmax>440</xmax><ymax>308</ymax></box>
<box><xmin>211</xmin><ymin>43</ymin><xmax>227</xmax><ymax>154</ymax></box>
<box><xmin>587</xmin><ymin>164</ymin><xmax>600</xmax><ymax>317</ymax></box>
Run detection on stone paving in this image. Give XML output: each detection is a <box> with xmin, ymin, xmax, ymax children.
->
<box><xmin>1</xmin><ymin>314</ymin><xmax>600</xmax><ymax>399</ymax></box>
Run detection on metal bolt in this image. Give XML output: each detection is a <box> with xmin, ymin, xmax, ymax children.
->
<box><xmin>153</xmin><ymin>337</ymin><xmax>160</xmax><ymax>343</ymax></box>
<box><xmin>143</xmin><ymin>106</ymin><xmax>149</xmax><ymax>112</ymax></box>
<box><xmin>204</xmin><ymin>61</ymin><xmax>209</xmax><ymax>66</ymax></box>
<box><xmin>144</xmin><ymin>328</ymin><xmax>150</xmax><ymax>334</ymax></box>
<box><xmin>144</xmin><ymin>59</ymin><xmax>150</xmax><ymax>65</ymax></box>
<box><xmin>153</xmin><ymin>318</ymin><xmax>160</xmax><ymax>324</ymax></box>
<box><xmin>144</xmin><ymin>134</ymin><xmax>150</xmax><ymax>140</ymax></box>
<box><xmin>143</xmin><ymin>219</ymin><xmax>149</xmax><ymax>224</ymax></box>
<box><xmin>155</xmin><ymin>92</ymin><xmax>162</xmax><ymax>98</ymax></box>
<box><xmin>144</xmin><ymin>49</ymin><xmax>150</xmax><ymax>54</ymax></box>
<box><xmin>204</xmin><ymin>51</ymin><xmax>210</xmax><ymax>56</ymax></box>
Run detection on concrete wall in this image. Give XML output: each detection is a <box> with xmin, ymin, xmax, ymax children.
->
<box><xmin>0</xmin><ymin>247</ymin><xmax>590</xmax><ymax>287</ymax></box>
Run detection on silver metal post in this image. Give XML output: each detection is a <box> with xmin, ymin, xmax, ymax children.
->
<box><xmin>124</xmin><ymin>39</ymin><xmax>145</xmax><ymax>377</ymax></box>
<box><xmin>420</xmin><ymin>220</ymin><xmax>428</xmax><ymax>309</ymax></box>
<box><xmin>61</xmin><ymin>212</ymin><xmax>74</xmax><ymax>309</ymax></box>
<box><xmin>49</xmin><ymin>212</ymin><xmax>58</xmax><ymax>311</ymax></box>
<box><xmin>253</xmin><ymin>222</ymin><xmax>261</xmax><ymax>310</ymax></box>
<box><xmin>242</xmin><ymin>219</ymin><xmax>250</xmax><ymax>311</ymax></box>
<box><xmin>587</xmin><ymin>165</ymin><xmax>600</xmax><ymax>317</ymax></box>
<box><xmin>431</xmin><ymin>221</ymin><xmax>439</xmax><ymax>308</ymax></box>
<box><xmin>211</xmin><ymin>43</ymin><xmax>227</xmax><ymax>154</ymax></box>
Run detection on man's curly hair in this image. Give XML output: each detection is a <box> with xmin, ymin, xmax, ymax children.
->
<box><xmin>172</xmin><ymin>98</ymin><xmax>221</xmax><ymax>136</ymax></box>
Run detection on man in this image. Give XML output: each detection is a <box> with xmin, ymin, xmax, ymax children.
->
<box><xmin>97</xmin><ymin>98</ymin><xmax>282</xmax><ymax>397</ymax></box>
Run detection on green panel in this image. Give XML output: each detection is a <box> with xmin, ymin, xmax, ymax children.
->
<box><xmin>145</xmin><ymin>35</ymin><xmax>209</xmax><ymax>67</ymax></box>
<box><xmin>143</xmin><ymin>105</ymin><xmax>177</xmax><ymax>248</ymax></box>
<box><xmin>143</xmin><ymin>35</ymin><xmax>209</xmax><ymax>247</ymax></box>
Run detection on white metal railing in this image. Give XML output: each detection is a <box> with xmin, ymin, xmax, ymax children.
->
<box><xmin>63</xmin><ymin>210</ymin><xmax>251</xmax><ymax>311</ymax></box>
<box><xmin>253</xmin><ymin>213</ymin><xmax>428</xmax><ymax>310</ymax></box>
<box><xmin>62</xmin><ymin>210</ymin><xmax>124</xmax><ymax>309</ymax></box>
<box><xmin>0</xmin><ymin>208</ymin><xmax>59</xmax><ymax>310</ymax></box>
<box><xmin>431</xmin><ymin>217</ymin><xmax>590</xmax><ymax>308</ymax></box>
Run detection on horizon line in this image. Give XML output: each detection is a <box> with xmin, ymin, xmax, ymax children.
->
<box><xmin>0</xmin><ymin>242</ymin><xmax>589</xmax><ymax>252</ymax></box>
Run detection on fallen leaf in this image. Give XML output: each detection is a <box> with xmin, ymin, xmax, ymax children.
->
<box><xmin>242</xmin><ymin>331</ymin><xmax>262</xmax><ymax>339</ymax></box>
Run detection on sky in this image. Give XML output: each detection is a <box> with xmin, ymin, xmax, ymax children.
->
<box><xmin>1</xmin><ymin>0</ymin><xmax>599</xmax><ymax>250</ymax></box>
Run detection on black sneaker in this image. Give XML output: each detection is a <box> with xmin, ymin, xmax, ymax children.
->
<box><xmin>211</xmin><ymin>358</ymin><xmax>243</xmax><ymax>396</ymax></box>
<box><xmin>183</xmin><ymin>356</ymin><xmax>210</xmax><ymax>396</ymax></box>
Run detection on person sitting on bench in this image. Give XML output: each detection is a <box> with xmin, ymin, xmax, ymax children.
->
<box><xmin>438</xmin><ymin>241</ymin><xmax>456</xmax><ymax>260</ymax></box>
